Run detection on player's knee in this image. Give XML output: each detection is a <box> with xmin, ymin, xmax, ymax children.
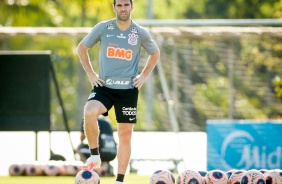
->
<box><xmin>118</xmin><ymin>129</ymin><xmax>132</xmax><ymax>145</ymax></box>
<box><xmin>84</xmin><ymin>108</ymin><xmax>100</xmax><ymax>120</ymax></box>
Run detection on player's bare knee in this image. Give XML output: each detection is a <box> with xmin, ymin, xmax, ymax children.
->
<box><xmin>84</xmin><ymin>108</ymin><xmax>100</xmax><ymax>120</ymax></box>
<box><xmin>118</xmin><ymin>129</ymin><xmax>132</xmax><ymax>145</ymax></box>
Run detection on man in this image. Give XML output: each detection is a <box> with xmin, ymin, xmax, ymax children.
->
<box><xmin>77</xmin><ymin>0</ymin><xmax>160</xmax><ymax>183</ymax></box>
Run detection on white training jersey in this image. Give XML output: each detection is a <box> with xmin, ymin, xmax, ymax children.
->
<box><xmin>82</xmin><ymin>19</ymin><xmax>158</xmax><ymax>89</ymax></box>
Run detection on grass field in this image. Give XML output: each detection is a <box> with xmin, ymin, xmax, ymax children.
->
<box><xmin>0</xmin><ymin>173</ymin><xmax>152</xmax><ymax>184</ymax></box>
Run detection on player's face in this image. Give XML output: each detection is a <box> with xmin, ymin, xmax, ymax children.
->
<box><xmin>113</xmin><ymin>0</ymin><xmax>133</xmax><ymax>22</ymax></box>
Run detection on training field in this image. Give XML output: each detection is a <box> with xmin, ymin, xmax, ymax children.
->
<box><xmin>0</xmin><ymin>173</ymin><xmax>155</xmax><ymax>184</ymax></box>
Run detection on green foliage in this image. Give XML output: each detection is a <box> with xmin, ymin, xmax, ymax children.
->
<box><xmin>152</xmin><ymin>0</ymin><xmax>193</xmax><ymax>19</ymax></box>
<box><xmin>204</xmin><ymin>0</ymin><xmax>282</xmax><ymax>19</ymax></box>
<box><xmin>0</xmin><ymin>1</ymin><xmax>58</xmax><ymax>26</ymax></box>
<box><xmin>0</xmin><ymin>0</ymin><xmax>114</xmax><ymax>27</ymax></box>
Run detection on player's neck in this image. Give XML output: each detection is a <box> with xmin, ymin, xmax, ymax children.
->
<box><xmin>115</xmin><ymin>19</ymin><xmax>132</xmax><ymax>31</ymax></box>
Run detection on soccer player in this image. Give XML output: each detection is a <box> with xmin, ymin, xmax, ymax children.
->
<box><xmin>77</xmin><ymin>0</ymin><xmax>160</xmax><ymax>183</ymax></box>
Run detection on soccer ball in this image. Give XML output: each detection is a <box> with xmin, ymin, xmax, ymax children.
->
<box><xmin>44</xmin><ymin>161</ymin><xmax>62</xmax><ymax>176</ymax></box>
<box><xmin>226</xmin><ymin>169</ymin><xmax>238</xmax><ymax>180</ymax></box>
<box><xmin>150</xmin><ymin>169</ymin><xmax>175</xmax><ymax>184</ymax></box>
<box><xmin>75</xmin><ymin>169</ymin><xmax>100</xmax><ymax>184</ymax></box>
<box><xmin>25</xmin><ymin>163</ymin><xmax>44</xmax><ymax>176</ymax></box>
<box><xmin>177</xmin><ymin>170</ymin><xmax>202</xmax><ymax>184</ymax></box>
<box><xmin>205</xmin><ymin>170</ymin><xmax>228</xmax><ymax>184</ymax></box>
<box><xmin>228</xmin><ymin>170</ymin><xmax>246</xmax><ymax>184</ymax></box>
<box><xmin>198</xmin><ymin>171</ymin><xmax>208</xmax><ymax>184</ymax></box>
<box><xmin>9</xmin><ymin>164</ymin><xmax>24</xmax><ymax>176</ymax></box>
<box><xmin>265</xmin><ymin>169</ymin><xmax>282</xmax><ymax>184</ymax></box>
<box><xmin>241</xmin><ymin>170</ymin><xmax>265</xmax><ymax>184</ymax></box>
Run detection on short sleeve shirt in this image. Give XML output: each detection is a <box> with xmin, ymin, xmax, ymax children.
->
<box><xmin>82</xmin><ymin>19</ymin><xmax>158</xmax><ymax>89</ymax></box>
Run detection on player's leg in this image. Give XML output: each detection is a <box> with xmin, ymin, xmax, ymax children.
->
<box><xmin>84</xmin><ymin>100</ymin><xmax>106</xmax><ymax>148</ymax></box>
<box><xmin>83</xmin><ymin>100</ymin><xmax>107</xmax><ymax>168</ymax></box>
<box><xmin>117</xmin><ymin>123</ymin><xmax>134</xmax><ymax>174</ymax></box>
<box><xmin>83</xmin><ymin>87</ymin><xmax>113</xmax><ymax>169</ymax></box>
<box><xmin>114</xmin><ymin>88</ymin><xmax>138</xmax><ymax>183</ymax></box>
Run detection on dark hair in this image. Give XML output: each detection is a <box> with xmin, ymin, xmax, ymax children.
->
<box><xmin>113</xmin><ymin>0</ymin><xmax>133</xmax><ymax>6</ymax></box>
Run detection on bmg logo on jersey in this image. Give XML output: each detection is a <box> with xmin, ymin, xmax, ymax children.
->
<box><xmin>122</xmin><ymin>107</ymin><xmax>136</xmax><ymax>116</ymax></box>
<box><xmin>107</xmin><ymin>47</ymin><xmax>132</xmax><ymax>61</ymax></box>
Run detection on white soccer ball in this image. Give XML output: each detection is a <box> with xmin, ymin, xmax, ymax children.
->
<box><xmin>205</xmin><ymin>170</ymin><xmax>228</xmax><ymax>184</ymax></box>
<box><xmin>241</xmin><ymin>170</ymin><xmax>266</xmax><ymax>184</ymax></box>
<box><xmin>228</xmin><ymin>170</ymin><xmax>246</xmax><ymax>184</ymax></box>
<box><xmin>25</xmin><ymin>163</ymin><xmax>43</xmax><ymax>176</ymax></box>
<box><xmin>75</xmin><ymin>169</ymin><xmax>100</xmax><ymax>184</ymax></box>
<box><xmin>150</xmin><ymin>169</ymin><xmax>175</xmax><ymax>184</ymax></box>
<box><xmin>44</xmin><ymin>161</ymin><xmax>62</xmax><ymax>176</ymax></box>
<box><xmin>265</xmin><ymin>169</ymin><xmax>282</xmax><ymax>184</ymax></box>
<box><xmin>9</xmin><ymin>164</ymin><xmax>24</xmax><ymax>176</ymax></box>
<box><xmin>177</xmin><ymin>169</ymin><xmax>202</xmax><ymax>184</ymax></box>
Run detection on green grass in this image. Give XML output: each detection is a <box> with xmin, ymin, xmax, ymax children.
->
<box><xmin>0</xmin><ymin>173</ymin><xmax>151</xmax><ymax>184</ymax></box>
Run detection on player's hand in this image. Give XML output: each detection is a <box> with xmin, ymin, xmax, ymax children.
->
<box><xmin>90</xmin><ymin>74</ymin><xmax>105</xmax><ymax>88</ymax></box>
<box><xmin>133</xmin><ymin>74</ymin><xmax>146</xmax><ymax>90</ymax></box>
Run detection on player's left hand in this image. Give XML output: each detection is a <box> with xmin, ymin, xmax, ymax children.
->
<box><xmin>132</xmin><ymin>74</ymin><xmax>146</xmax><ymax>90</ymax></box>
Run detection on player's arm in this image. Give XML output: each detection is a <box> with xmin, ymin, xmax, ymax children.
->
<box><xmin>133</xmin><ymin>48</ymin><xmax>160</xmax><ymax>90</ymax></box>
<box><xmin>77</xmin><ymin>42</ymin><xmax>104</xmax><ymax>87</ymax></box>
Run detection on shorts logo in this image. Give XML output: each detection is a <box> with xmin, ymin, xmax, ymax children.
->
<box><xmin>129</xmin><ymin>117</ymin><xmax>136</xmax><ymax>121</ymax></box>
<box><xmin>107</xmin><ymin>47</ymin><xmax>132</xmax><ymax>61</ymax></box>
<box><xmin>128</xmin><ymin>33</ymin><xmax>138</xmax><ymax>46</ymax></box>
<box><xmin>88</xmin><ymin>92</ymin><xmax>96</xmax><ymax>100</ymax></box>
<box><xmin>122</xmin><ymin>107</ymin><xmax>136</xmax><ymax>116</ymax></box>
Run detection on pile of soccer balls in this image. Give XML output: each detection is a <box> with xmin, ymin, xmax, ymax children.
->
<box><xmin>9</xmin><ymin>161</ymin><xmax>101</xmax><ymax>184</ymax></box>
<box><xmin>149</xmin><ymin>168</ymin><xmax>282</xmax><ymax>184</ymax></box>
<box><xmin>10</xmin><ymin>161</ymin><xmax>282</xmax><ymax>184</ymax></box>
<box><xmin>9</xmin><ymin>160</ymin><xmax>84</xmax><ymax>176</ymax></box>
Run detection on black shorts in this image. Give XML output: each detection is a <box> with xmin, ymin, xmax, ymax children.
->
<box><xmin>87</xmin><ymin>86</ymin><xmax>138</xmax><ymax>123</ymax></box>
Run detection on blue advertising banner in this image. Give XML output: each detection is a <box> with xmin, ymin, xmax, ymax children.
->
<box><xmin>207</xmin><ymin>120</ymin><xmax>282</xmax><ymax>171</ymax></box>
